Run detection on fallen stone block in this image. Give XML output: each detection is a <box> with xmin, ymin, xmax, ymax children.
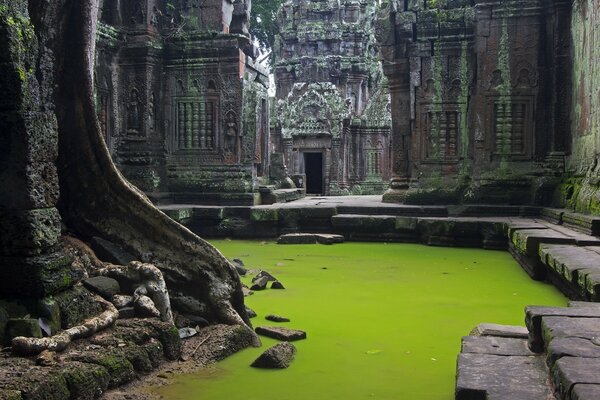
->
<box><xmin>251</xmin><ymin>342</ymin><xmax>296</xmax><ymax>369</ymax></box>
<box><xmin>271</xmin><ymin>281</ymin><xmax>285</xmax><ymax>289</ymax></box>
<box><xmin>83</xmin><ymin>276</ymin><xmax>120</xmax><ymax>300</ymax></box>
<box><xmin>255</xmin><ymin>326</ymin><xmax>306</xmax><ymax>341</ymax></box>
<box><xmin>277</xmin><ymin>233</ymin><xmax>318</xmax><ymax>244</ymax></box>
<box><xmin>266</xmin><ymin>314</ymin><xmax>290</xmax><ymax>323</ymax></box>
<box><xmin>250</xmin><ymin>276</ymin><xmax>269</xmax><ymax>291</ymax></box>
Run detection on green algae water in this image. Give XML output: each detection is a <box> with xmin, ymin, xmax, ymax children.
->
<box><xmin>157</xmin><ymin>241</ymin><xmax>566</xmax><ymax>400</ymax></box>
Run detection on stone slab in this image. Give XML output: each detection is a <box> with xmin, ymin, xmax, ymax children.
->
<box><xmin>542</xmin><ymin>316</ymin><xmax>600</xmax><ymax>343</ymax></box>
<box><xmin>572</xmin><ymin>384</ymin><xmax>600</xmax><ymax>400</ymax></box>
<box><xmin>456</xmin><ymin>353</ymin><xmax>555</xmax><ymax>400</ymax></box>
<box><xmin>277</xmin><ymin>233</ymin><xmax>344</xmax><ymax>245</ymax></box>
<box><xmin>547</xmin><ymin>337</ymin><xmax>600</xmax><ymax>367</ymax></box>
<box><xmin>331</xmin><ymin>214</ymin><xmax>396</xmax><ymax>232</ymax></box>
<box><xmin>277</xmin><ymin>233</ymin><xmax>318</xmax><ymax>244</ymax></box>
<box><xmin>461</xmin><ymin>336</ymin><xmax>534</xmax><ymax>356</ymax></box>
<box><xmin>470</xmin><ymin>323</ymin><xmax>529</xmax><ymax>339</ymax></box>
<box><xmin>512</xmin><ymin>229</ymin><xmax>576</xmax><ymax>257</ymax></box>
<box><xmin>539</xmin><ymin>244</ymin><xmax>595</xmax><ymax>283</ymax></box>
<box><xmin>525</xmin><ymin>306</ymin><xmax>600</xmax><ymax>352</ymax></box>
<box><xmin>90</xmin><ymin>237</ymin><xmax>136</xmax><ymax>266</ymax></box>
<box><xmin>255</xmin><ymin>326</ymin><xmax>306</xmax><ymax>341</ymax></box>
<box><xmin>539</xmin><ymin>222</ymin><xmax>600</xmax><ymax>246</ymax></box>
<box><xmin>568</xmin><ymin>301</ymin><xmax>600</xmax><ymax>309</ymax></box>
<box><xmin>506</xmin><ymin>221</ymin><xmax>550</xmax><ymax>238</ymax></box>
<box><xmin>553</xmin><ymin>357</ymin><xmax>600</xmax><ymax>400</ymax></box>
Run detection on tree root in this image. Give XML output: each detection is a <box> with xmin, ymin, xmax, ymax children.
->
<box><xmin>100</xmin><ymin>261</ymin><xmax>174</xmax><ymax>324</ymax></box>
<box><xmin>11</xmin><ymin>296</ymin><xmax>118</xmax><ymax>356</ymax></box>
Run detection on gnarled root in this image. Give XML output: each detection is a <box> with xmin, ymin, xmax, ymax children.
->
<box><xmin>11</xmin><ymin>296</ymin><xmax>118</xmax><ymax>356</ymax></box>
<box><xmin>100</xmin><ymin>261</ymin><xmax>174</xmax><ymax>324</ymax></box>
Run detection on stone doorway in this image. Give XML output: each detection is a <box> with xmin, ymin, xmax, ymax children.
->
<box><xmin>304</xmin><ymin>152</ymin><xmax>324</xmax><ymax>194</ymax></box>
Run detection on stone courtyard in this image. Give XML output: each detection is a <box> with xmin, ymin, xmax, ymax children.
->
<box><xmin>1</xmin><ymin>0</ymin><xmax>600</xmax><ymax>399</ymax></box>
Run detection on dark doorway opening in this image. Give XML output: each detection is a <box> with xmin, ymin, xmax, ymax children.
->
<box><xmin>304</xmin><ymin>152</ymin><xmax>323</xmax><ymax>194</ymax></box>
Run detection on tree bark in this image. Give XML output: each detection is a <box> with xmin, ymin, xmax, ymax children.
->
<box><xmin>29</xmin><ymin>0</ymin><xmax>250</xmax><ymax>328</ymax></box>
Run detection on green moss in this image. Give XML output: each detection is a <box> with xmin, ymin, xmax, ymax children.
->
<box><xmin>157</xmin><ymin>240</ymin><xmax>566</xmax><ymax>400</ymax></box>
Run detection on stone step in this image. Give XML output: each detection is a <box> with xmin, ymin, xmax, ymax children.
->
<box><xmin>539</xmin><ymin>245</ymin><xmax>600</xmax><ymax>300</ymax></box>
<box><xmin>456</xmin><ymin>351</ymin><xmax>556</xmax><ymax>400</ymax></box>
<box><xmin>553</xmin><ymin>358</ymin><xmax>600</xmax><ymax>400</ymax></box>
<box><xmin>336</xmin><ymin>205</ymin><xmax>447</xmax><ymax>217</ymax></box>
<box><xmin>525</xmin><ymin>306</ymin><xmax>600</xmax><ymax>353</ymax></box>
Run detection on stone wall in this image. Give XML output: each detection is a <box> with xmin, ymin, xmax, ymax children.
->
<box><xmin>94</xmin><ymin>0</ymin><xmax>269</xmax><ymax>206</ymax></box>
<box><xmin>376</xmin><ymin>0</ymin><xmax>571</xmax><ymax>205</ymax></box>
<box><xmin>272</xmin><ymin>0</ymin><xmax>392</xmax><ymax>195</ymax></box>
<box><xmin>559</xmin><ymin>0</ymin><xmax>600</xmax><ymax>213</ymax></box>
<box><xmin>0</xmin><ymin>1</ymin><xmax>77</xmax><ymax>298</ymax></box>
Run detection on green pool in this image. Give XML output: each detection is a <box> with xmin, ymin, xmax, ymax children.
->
<box><xmin>157</xmin><ymin>241</ymin><xmax>566</xmax><ymax>400</ymax></box>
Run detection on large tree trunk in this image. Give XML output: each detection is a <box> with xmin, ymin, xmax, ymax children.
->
<box><xmin>30</xmin><ymin>0</ymin><xmax>249</xmax><ymax>327</ymax></box>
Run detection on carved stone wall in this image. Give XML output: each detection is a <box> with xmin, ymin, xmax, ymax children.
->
<box><xmin>273</xmin><ymin>0</ymin><xmax>392</xmax><ymax>195</ymax></box>
<box><xmin>556</xmin><ymin>0</ymin><xmax>600</xmax><ymax>213</ymax></box>
<box><xmin>94</xmin><ymin>0</ymin><xmax>269</xmax><ymax>205</ymax></box>
<box><xmin>376</xmin><ymin>0</ymin><xmax>571</xmax><ymax>205</ymax></box>
<box><xmin>0</xmin><ymin>2</ymin><xmax>79</xmax><ymax>297</ymax></box>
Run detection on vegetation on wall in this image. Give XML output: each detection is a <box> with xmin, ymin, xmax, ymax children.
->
<box><xmin>250</xmin><ymin>0</ymin><xmax>285</xmax><ymax>49</ymax></box>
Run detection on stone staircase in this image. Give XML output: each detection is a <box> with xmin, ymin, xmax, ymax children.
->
<box><xmin>457</xmin><ymin>302</ymin><xmax>600</xmax><ymax>400</ymax></box>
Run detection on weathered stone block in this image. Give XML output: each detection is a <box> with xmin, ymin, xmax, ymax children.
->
<box><xmin>461</xmin><ymin>336</ymin><xmax>534</xmax><ymax>356</ymax></box>
<box><xmin>250</xmin><ymin>208</ymin><xmax>279</xmax><ymax>222</ymax></box>
<box><xmin>456</xmin><ymin>353</ymin><xmax>553</xmax><ymax>400</ymax></box>
<box><xmin>251</xmin><ymin>342</ymin><xmax>296</xmax><ymax>369</ymax></box>
<box><xmin>36</xmin><ymin>298</ymin><xmax>61</xmax><ymax>336</ymax></box>
<box><xmin>83</xmin><ymin>276</ymin><xmax>121</xmax><ymax>300</ymax></box>
<box><xmin>62</xmin><ymin>362</ymin><xmax>110</xmax><ymax>400</ymax></box>
<box><xmin>255</xmin><ymin>326</ymin><xmax>306</xmax><ymax>341</ymax></box>
<box><xmin>0</xmin><ymin>208</ymin><xmax>61</xmax><ymax>256</ymax></box>
<box><xmin>0</xmin><ymin>251</ymin><xmax>80</xmax><ymax>297</ymax></box>
<box><xmin>553</xmin><ymin>357</ymin><xmax>600</xmax><ymax>400</ymax></box>
<box><xmin>90</xmin><ymin>236</ymin><xmax>135</xmax><ymax>265</ymax></box>
<box><xmin>6</xmin><ymin>318</ymin><xmax>42</xmax><ymax>340</ymax></box>
<box><xmin>469</xmin><ymin>323</ymin><xmax>528</xmax><ymax>339</ymax></box>
<box><xmin>54</xmin><ymin>286</ymin><xmax>103</xmax><ymax>329</ymax></box>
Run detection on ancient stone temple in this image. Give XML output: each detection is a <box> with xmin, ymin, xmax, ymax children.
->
<box><xmin>375</xmin><ymin>0</ymin><xmax>571</xmax><ymax>204</ymax></box>
<box><xmin>94</xmin><ymin>0</ymin><xmax>270</xmax><ymax>205</ymax></box>
<box><xmin>272</xmin><ymin>0</ymin><xmax>392</xmax><ymax>195</ymax></box>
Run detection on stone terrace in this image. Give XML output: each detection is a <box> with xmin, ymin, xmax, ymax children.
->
<box><xmin>161</xmin><ymin>196</ymin><xmax>600</xmax><ymax>400</ymax></box>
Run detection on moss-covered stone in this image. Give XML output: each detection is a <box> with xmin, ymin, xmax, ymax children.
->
<box><xmin>62</xmin><ymin>362</ymin><xmax>110</xmax><ymax>400</ymax></box>
<box><xmin>0</xmin><ymin>389</ymin><xmax>22</xmax><ymax>400</ymax></box>
<box><xmin>70</xmin><ymin>353</ymin><xmax>135</xmax><ymax>389</ymax></box>
<box><xmin>6</xmin><ymin>318</ymin><xmax>42</xmax><ymax>340</ymax></box>
<box><xmin>250</xmin><ymin>208</ymin><xmax>279</xmax><ymax>222</ymax></box>
<box><xmin>54</xmin><ymin>286</ymin><xmax>103</xmax><ymax>329</ymax></box>
<box><xmin>36</xmin><ymin>298</ymin><xmax>61</xmax><ymax>336</ymax></box>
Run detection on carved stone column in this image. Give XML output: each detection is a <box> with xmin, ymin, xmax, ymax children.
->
<box><xmin>382</xmin><ymin>61</ymin><xmax>412</xmax><ymax>202</ymax></box>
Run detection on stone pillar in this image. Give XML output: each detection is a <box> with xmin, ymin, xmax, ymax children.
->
<box><xmin>382</xmin><ymin>61</ymin><xmax>412</xmax><ymax>202</ymax></box>
<box><xmin>0</xmin><ymin>2</ymin><xmax>77</xmax><ymax>297</ymax></box>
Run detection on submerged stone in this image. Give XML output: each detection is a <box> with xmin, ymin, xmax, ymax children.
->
<box><xmin>271</xmin><ymin>281</ymin><xmax>285</xmax><ymax>290</ymax></box>
<box><xmin>251</xmin><ymin>343</ymin><xmax>296</xmax><ymax>369</ymax></box>
<box><xmin>265</xmin><ymin>314</ymin><xmax>290</xmax><ymax>323</ymax></box>
<box><xmin>250</xmin><ymin>276</ymin><xmax>269</xmax><ymax>291</ymax></box>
